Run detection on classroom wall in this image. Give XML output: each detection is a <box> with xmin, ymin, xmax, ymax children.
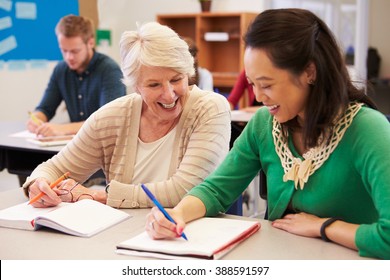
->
<box><xmin>0</xmin><ymin>0</ymin><xmax>389</xmax><ymax>122</ymax></box>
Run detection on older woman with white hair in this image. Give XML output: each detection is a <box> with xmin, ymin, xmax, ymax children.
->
<box><xmin>23</xmin><ymin>22</ymin><xmax>231</xmax><ymax>209</ymax></box>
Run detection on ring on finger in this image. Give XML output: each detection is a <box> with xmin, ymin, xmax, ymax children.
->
<box><xmin>149</xmin><ymin>220</ymin><xmax>155</xmax><ymax>230</ymax></box>
<box><xmin>40</xmin><ymin>199</ymin><xmax>45</xmax><ymax>205</ymax></box>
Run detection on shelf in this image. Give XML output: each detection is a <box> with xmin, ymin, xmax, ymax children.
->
<box><xmin>212</xmin><ymin>72</ymin><xmax>240</xmax><ymax>88</ymax></box>
<box><xmin>157</xmin><ymin>12</ymin><xmax>257</xmax><ymax>86</ymax></box>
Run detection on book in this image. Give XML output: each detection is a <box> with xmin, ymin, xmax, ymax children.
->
<box><xmin>116</xmin><ymin>217</ymin><xmax>261</xmax><ymax>260</ymax></box>
<box><xmin>0</xmin><ymin>199</ymin><xmax>130</xmax><ymax>237</ymax></box>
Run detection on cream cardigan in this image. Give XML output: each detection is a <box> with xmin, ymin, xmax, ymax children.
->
<box><xmin>23</xmin><ymin>86</ymin><xmax>231</xmax><ymax>208</ymax></box>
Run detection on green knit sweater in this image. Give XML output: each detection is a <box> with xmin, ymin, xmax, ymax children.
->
<box><xmin>189</xmin><ymin>106</ymin><xmax>390</xmax><ymax>259</ymax></box>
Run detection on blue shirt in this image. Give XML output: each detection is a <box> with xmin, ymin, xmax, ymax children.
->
<box><xmin>36</xmin><ymin>51</ymin><xmax>126</xmax><ymax>122</ymax></box>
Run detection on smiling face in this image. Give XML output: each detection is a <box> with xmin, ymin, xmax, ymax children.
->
<box><xmin>58</xmin><ymin>34</ymin><xmax>94</xmax><ymax>74</ymax></box>
<box><xmin>137</xmin><ymin>66</ymin><xmax>189</xmax><ymax>123</ymax></box>
<box><xmin>244</xmin><ymin>47</ymin><xmax>315</xmax><ymax>124</ymax></box>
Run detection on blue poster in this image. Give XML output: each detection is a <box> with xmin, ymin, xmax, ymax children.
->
<box><xmin>0</xmin><ymin>0</ymin><xmax>79</xmax><ymax>61</ymax></box>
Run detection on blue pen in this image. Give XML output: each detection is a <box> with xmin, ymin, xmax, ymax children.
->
<box><xmin>141</xmin><ymin>184</ymin><xmax>188</xmax><ymax>241</ymax></box>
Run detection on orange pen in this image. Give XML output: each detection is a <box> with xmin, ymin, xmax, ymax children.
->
<box><xmin>28</xmin><ymin>172</ymin><xmax>71</xmax><ymax>205</ymax></box>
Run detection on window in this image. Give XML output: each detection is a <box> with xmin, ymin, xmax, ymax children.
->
<box><xmin>264</xmin><ymin>0</ymin><xmax>368</xmax><ymax>80</ymax></box>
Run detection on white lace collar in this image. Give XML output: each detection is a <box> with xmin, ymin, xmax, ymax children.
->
<box><xmin>272</xmin><ymin>102</ymin><xmax>362</xmax><ymax>190</ymax></box>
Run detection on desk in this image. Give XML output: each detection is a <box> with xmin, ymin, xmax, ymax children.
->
<box><xmin>0</xmin><ymin>121</ymin><xmax>62</xmax><ymax>186</ymax></box>
<box><xmin>0</xmin><ymin>189</ymin><xmax>370</xmax><ymax>260</ymax></box>
<box><xmin>230</xmin><ymin>110</ymin><xmax>255</xmax><ymax>122</ymax></box>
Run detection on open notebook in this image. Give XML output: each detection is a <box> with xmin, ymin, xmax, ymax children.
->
<box><xmin>116</xmin><ymin>217</ymin><xmax>261</xmax><ymax>260</ymax></box>
<box><xmin>0</xmin><ymin>200</ymin><xmax>130</xmax><ymax>237</ymax></box>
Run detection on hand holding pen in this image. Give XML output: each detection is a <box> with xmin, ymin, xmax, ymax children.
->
<box><xmin>142</xmin><ymin>184</ymin><xmax>188</xmax><ymax>241</ymax></box>
<box><xmin>28</xmin><ymin>111</ymin><xmax>42</xmax><ymax>126</ymax></box>
<box><xmin>28</xmin><ymin>172</ymin><xmax>70</xmax><ymax>207</ymax></box>
<box><xmin>27</xmin><ymin>111</ymin><xmax>43</xmax><ymax>133</ymax></box>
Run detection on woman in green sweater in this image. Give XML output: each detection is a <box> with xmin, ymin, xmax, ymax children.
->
<box><xmin>146</xmin><ymin>9</ymin><xmax>390</xmax><ymax>259</ymax></box>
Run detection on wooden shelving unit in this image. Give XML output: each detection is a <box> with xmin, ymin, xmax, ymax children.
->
<box><xmin>157</xmin><ymin>12</ymin><xmax>257</xmax><ymax>90</ymax></box>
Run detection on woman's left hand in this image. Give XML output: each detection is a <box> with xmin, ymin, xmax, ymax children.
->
<box><xmin>271</xmin><ymin>212</ymin><xmax>327</xmax><ymax>238</ymax></box>
<box><xmin>54</xmin><ymin>179</ymin><xmax>94</xmax><ymax>203</ymax></box>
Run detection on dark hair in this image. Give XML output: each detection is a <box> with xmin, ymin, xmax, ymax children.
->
<box><xmin>245</xmin><ymin>8</ymin><xmax>377</xmax><ymax>147</ymax></box>
<box><xmin>182</xmin><ymin>37</ymin><xmax>199</xmax><ymax>86</ymax></box>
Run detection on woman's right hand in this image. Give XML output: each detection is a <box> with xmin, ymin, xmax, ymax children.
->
<box><xmin>26</xmin><ymin>118</ymin><xmax>41</xmax><ymax>134</ymax></box>
<box><xmin>145</xmin><ymin>206</ymin><xmax>187</xmax><ymax>240</ymax></box>
<box><xmin>28</xmin><ymin>177</ymin><xmax>62</xmax><ymax>208</ymax></box>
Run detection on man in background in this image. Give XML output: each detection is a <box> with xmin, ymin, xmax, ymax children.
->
<box><xmin>27</xmin><ymin>14</ymin><xmax>126</xmax><ymax>136</ymax></box>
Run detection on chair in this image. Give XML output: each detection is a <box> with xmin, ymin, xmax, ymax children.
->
<box><xmin>226</xmin><ymin>196</ymin><xmax>243</xmax><ymax>216</ymax></box>
<box><xmin>259</xmin><ymin>169</ymin><xmax>268</xmax><ymax>219</ymax></box>
<box><xmin>226</xmin><ymin>170</ymin><xmax>267</xmax><ymax>217</ymax></box>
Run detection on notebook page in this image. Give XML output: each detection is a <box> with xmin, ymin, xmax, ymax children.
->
<box><xmin>35</xmin><ymin>199</ymin><xmax>130</xmax><ymax>237</ymax></box>
<box><xmin>0</xmin><ymin>202</ymin><xmax>67</xmax><ymax>230</ymax></box>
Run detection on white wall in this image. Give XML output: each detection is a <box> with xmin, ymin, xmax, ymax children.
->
<box><xmin>0</xmin><ymin>62</ymin><xmax>69</xmax><ymax>122</ymax></box>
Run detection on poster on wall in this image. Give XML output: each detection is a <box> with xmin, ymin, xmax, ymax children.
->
<box><xmin>0</xmin><ymin>0</ymin><xmax>78</xmax><ymax>61</ymax></box>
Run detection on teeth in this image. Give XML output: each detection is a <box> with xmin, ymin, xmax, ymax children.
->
<box><xmin>268</xmin><ymin>105</ymin><xmax>279</xmax><ymax>110</ymax></box>
<box><xmin>161</xmin><ymin>101</ymin><xmax>176</xmax><ymax>109</ymax></box>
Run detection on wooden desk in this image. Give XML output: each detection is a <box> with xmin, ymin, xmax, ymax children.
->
<box><xmin>0</xmin><ymin>121</ymin><xmax>62</xmax><ymax>186</ymax></box>
<box><xmin>0</xmin><ymin>189</ymin><xmax>370</xmax><ymax>260</ymax></box>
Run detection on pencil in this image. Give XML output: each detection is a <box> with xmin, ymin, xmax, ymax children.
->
<box><xmin>28</xmin><ymin>172</ymin><xmax>71</xmax><ymax>205</ymax></box>
<box><xmin>28</xmin><ymin>111</ymin><xmax>41</xmax><ymax>125</ymax></box>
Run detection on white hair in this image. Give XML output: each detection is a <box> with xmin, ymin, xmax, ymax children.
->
<box><xmin>119</xmin><ymin>22</ymin><xmax>195</xmax><ymax>92</ymax></box>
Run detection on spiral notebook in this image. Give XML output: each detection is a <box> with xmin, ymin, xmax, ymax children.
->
<box><xmin>116</xmin><ymin>217</ymin><xmax>261</xmax><ymax>260</ymax></box>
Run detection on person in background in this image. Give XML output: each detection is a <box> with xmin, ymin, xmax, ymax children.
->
<box><xmin>227</xmin><ymin>70</ymin><xmax>262</xmax><ymax>112</ymax></box>
<box><xmin>26</xmin><ymin>15</ymin><xmax>126</xmax><ymax>137</ymax></box>
<box><xmin>145</xmin><ymin>9</ymin><xmax>390</xmax><ymax>260</ymax></box>
<box><xmin>23</xmin><ymin>22</ymin><xmax>231</xmax><ymax>210</ymax></box>
<box><xmin>183</xmin><ymin>37</ymin><xmax>214</xmax><ymax>91</ymax></box>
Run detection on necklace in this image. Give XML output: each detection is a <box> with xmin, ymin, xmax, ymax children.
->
<box><xmin>272</xmin><ymin>102</ymin><xmax>362</xmax><ymax>190</ymax></box>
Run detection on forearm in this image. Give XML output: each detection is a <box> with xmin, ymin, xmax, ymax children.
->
<box><xmin>91</xmin><ymin>189</ymin><xmax>107</xmax><ymax>204</ymax></box>
<box><xmin>33</xmin><ymin>111</ymin><xmax>48</xmax><ymax>122</ymax></box>
<box><xmin>324</xmin><ymin>220</ymin><xmax>358</xmax><ymax>250</ymax></box>
<box><xmin>174</xmin><ymin>195</ymin><xmax>206</xmax><ymax>223</ymax></box>
<box><xmin>60</xmin><ymin>121</ymin><xmax>84</xmax><ymax>135</ymax></box>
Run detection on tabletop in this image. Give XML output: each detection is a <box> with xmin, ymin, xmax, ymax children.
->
<box><xmin>0</xmin><ymin>121</ymin><xmax>63</xmax><ymax>153</ymax></box>
<box><xmin>0</xmin><ymin>189</ymin><xmax>370</xmax><ymax>260</ymax></box>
